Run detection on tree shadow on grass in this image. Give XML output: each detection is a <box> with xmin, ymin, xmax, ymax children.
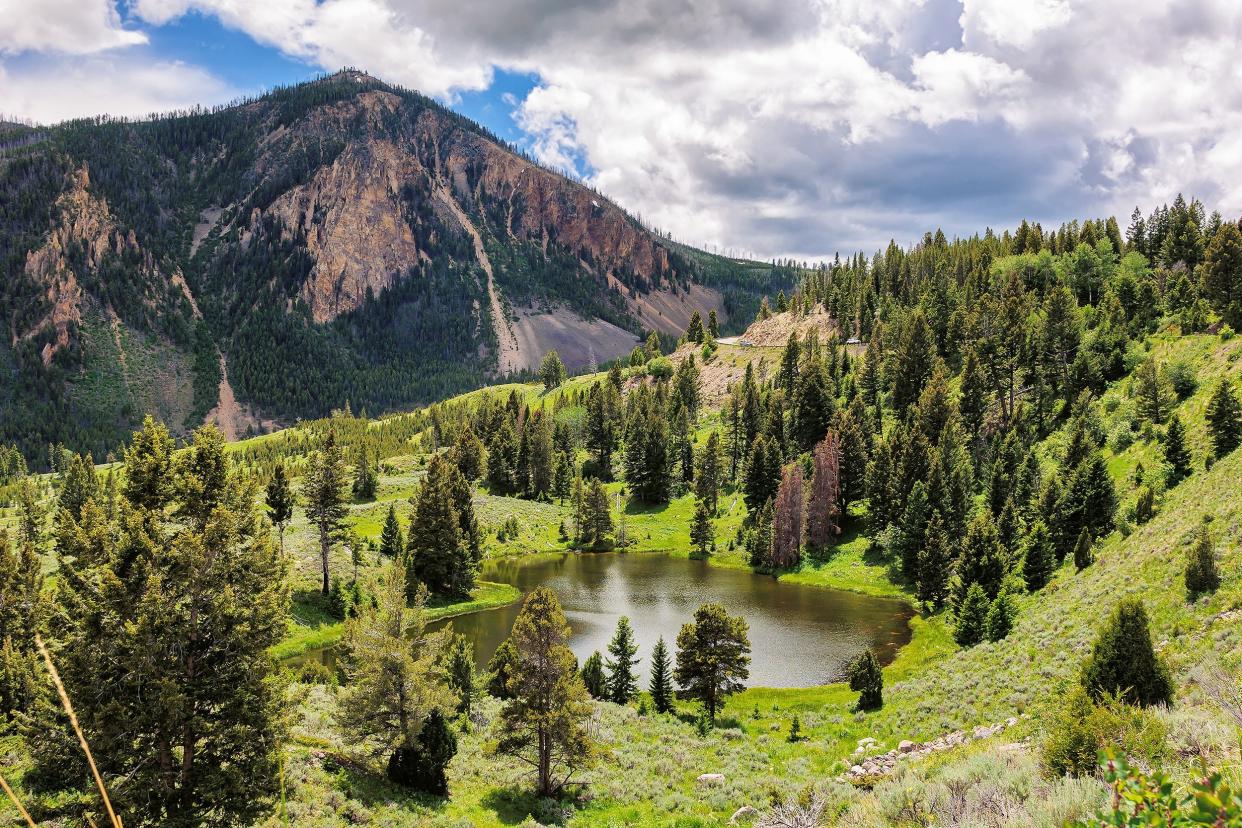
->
<box><xmin>290</xmin><ymin>588</ymin><xmax>335</xmax><ymax>626</ymax></box>
<box><xmin>328</xmin><ymin>757</ymin><xmax>448</xmax><ymax>813</ymax></box>
<box><xmin>480</xmin><ymin>785</ymin><xmax>574</xmax><ymax>825</ymax></box>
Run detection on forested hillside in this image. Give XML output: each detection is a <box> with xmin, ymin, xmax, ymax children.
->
<box><xmin>0</xmin><ymin>70</ymin><xmax>793</xmax><ymax>467</ymax></box>
<box><xmin>3</xmin><ymin>194</ymin><xmax>1239</xmax><ymax>826</ymax></box>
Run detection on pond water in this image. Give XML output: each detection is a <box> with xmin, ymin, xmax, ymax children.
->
<box><xmin>299</xmin><ymin>552</ymin><xmax>914</xmax><ymax>688</ymax></box>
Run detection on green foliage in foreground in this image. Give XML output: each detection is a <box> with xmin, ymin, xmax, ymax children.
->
<box><xmin>1074</xmin><ymin>753</ymin><xmax>1242</xmax><ymax>827</ymax></box>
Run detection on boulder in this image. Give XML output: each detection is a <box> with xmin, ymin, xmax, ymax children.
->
<box><xmin>898</xmin><ymin>739</ymin><xmax>915</xmax><ymax>753</ymax></box>
<box><xmin>729</xmin><ymin>805</ymin><xmax>759</xmax><ymax>824</ymax></box>
<box><xmin>697</xmin><ymin>773</ymin><xmax>725</xmax><ymax>785</ymax></box>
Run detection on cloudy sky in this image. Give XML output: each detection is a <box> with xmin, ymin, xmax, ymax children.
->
<box><xmin>2</xmin><ymin>0</ymin><xmax>1241</xmax><ymax>259</ymax></box>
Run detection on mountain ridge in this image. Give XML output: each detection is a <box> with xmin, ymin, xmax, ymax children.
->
<box><xmin>0</xmin><ymin>69</ymin><xmax>793</xmax><ymax>466</ymax></box>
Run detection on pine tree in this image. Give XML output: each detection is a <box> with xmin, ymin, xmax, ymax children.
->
<box><xmin>379</xmin><ymin>504</ymin><xmax>404</xmax><ymax>558</ymax></box>
<box><xmin>57</xmin><ymin>452</ymin><xmax>98</xmax><ymax>520</ymax></box>
<box><xmin>707</xmin><ymin>310</ymin><xmax>719</xmax><ymax>340</ymax></box>
<box><xmin>890</xmin><ymin>309</ymin><xmax>937</xmax><ymax>413</ymax></box>
<box><xmin>1199</xmin><ymin>220</ymin><xmax>1242</xmax><ymax>326</ymax></box>
<box><xmin>743</xmin><ymin>434</ymin><xmax>780</xmax><ymax>513</ymax></box>
<box><xmin>648</xmin><ymin>636</ymin><xmax>674</xmax><ymax>713</ymax></box>
<box><xmin>46</xmin><ymin>422</ymin><xmax>289</xmax><ymax>826</ymax></box>
<box><xmin>447</xmin><ymin>633</ymin><xmax>476</xmax><ymax>716</ymax></box>
<box><xmin>454</xmin><ymin>424</ymin><xmax>485</xmax><ymax>482</ymax></box>
<box><xmin>407</xmin><ymin>454</ymin><xmax>477</xmax><ymax>599</ymax></box>
<box><xmin>917</xmin><ymin>511</ymin><xmax>952</xmax><ymax>610</ymax></box>
<box><xmin>487</xmin><ymin>419</ymin><xmax>519</xmax><ymax>494</ymax></box>
<box><xmin>1133</xmin><ymin>358</ymin><xmax>1171</xmax><ymax>424</ymax></box>
<box><xmin>847</xmin><ymin>650</ymin><xmax>883</xmax><ymax>711</ymax></box>
<box><xmin>686</xmin><ymin>310</ymin><xmax>705</xmax><ymax>343</ymax></box>
<box><xmin>540</xmin><ymin>350</ymin><xmax>568</xmax><ymax>390</ymax></box>
<box><xmin>1206</xmin><ymin>380</ymin><xmax>1242</xmax><ymax>458</ymax></box>
<box><xmin>580</xmin><ymin>651</ymin><xmax>607</xmax><ymax>699</ymax></box>
<box><xmin>690</xmin><ymin>500</ymin><xmax>715</xmax><ymax>558</ymax></box>
<box><xmin>895</xmin><ymin>481</ymin><xmax>929</xmax><ymax>585</ymax></box>
<box><xmin>746</xmin><ymin>499</ymin><xmax>775</xmax><ymax>568</ymax></box>
<box><xmin>1022</xmin><ymin>520</ymin><xmax>1055</xmax><ymax>592</ymax></box>
<box><xmin>352</xmin><ymin>445</ymin><xmax>378</xmax><ymax>501</ymax></box>
<box><xmin>265</xmin><ymin>462</ymin><xmax>295</xmax><ymax>556</ymax></box>
<box><xmin>954</xmin><ymin>511</ymin><xmax>1007</xmax><ymax>604</ymax></box>
<box><xmin>1163</xmin><ymin>414</ymin><xmax>1192</xmax><ymax>486</ymax></box>
<box><xmin>1073</xmin><ymin>526</ymin><xmax>1094</xmax><ymax>571</ymax></box>
<box><xmin>694</xmin><ymin>431</ymin><xmax>724</xmax><ymax>514</ymax></box>
<box><xmin>303</xmin><ymin>432</ymin><xmax>350</xmax><ymax>594</ymax></box>
<box><xmin>486</xmin><ymin>638</ymin><xmax>520</xmax><ymax>700</ymax></box>
<box><xmin>337</xmin><ymin>569</ymin><xmax>455</xmax><ymax>788</ymax></box>
<box><xmin>496</xmin><ymin>587</ymin><xmax>597</xmax><ymax>796</ymax></box>
<box><xmin>386</xmin><ymin>708</ymin><xmax>457</xmax><ymax>796</ymax></box>
<box><xmin>674</xmin><ymin>603</ymin><xmax>751</xmax><ymax>721</ymax></box>
<box><xmin>1184</xmin><ymin>518</ymin><xmax>1220</xmax><ymax>596</ymax></box>
<box><xmin>605</xmin><ymin>616</ymin><xmax>640</xmax><ymax>704</ymax></box>
<box><xmin>583</xmin><ymin>478</ymin><xmax>614</xmax><ymax>549</ymax></box>
<box><xmin>771</xmin><ymin>463</ymin><xmax>804</xmax><ymax>568</ymax></box>
<box><xmin>955</xmin><ymin>583</ymin><xmax>990</xmax><ymax>647</ymax></box>
<box><xmin>985</xmin><ymin>591</ymin><xmax>1016</xmax><ymax>641</ymax></box>
<box><xmin>806</xmin><ymin>431</ymin><xmax>841</xmax><ymax>549</ymax></box>
<box><xmin>1080</xmin><ymin>598</ymin><xmax>1173</xmax><ymax>707</ymax></box>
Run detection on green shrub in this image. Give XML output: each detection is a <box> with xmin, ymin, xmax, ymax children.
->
<box><xmin>1071</xmin><ymin>752</ymin><xmax>1241</xmax><ymax>826</ymax></box>
<box><xmin>1041</xmin><ymin>687</ymin><xmax>1167</xmax><ymax>778</ymax></box>
<box><xmin>646</xmin><ymin>357</ymin><xmax>674</xmax><ymax>379</ymax></box>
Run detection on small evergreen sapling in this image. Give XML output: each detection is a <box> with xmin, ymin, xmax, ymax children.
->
<box><xmin>954</xmin><ymin>583</ymin><xmax>990</xmax><ymax>647</ymax></box>
<box><xmin>605</xmin><ymin>616</ymin><xmax>640</xmax><ymax>704</ymax></box>
<box><xmin>580</xmin><ymin>651</ymin><xmax>607</xmax><ymax>700</ymax></box>
<box><xmin>1080</xmin><ymin>598</ymin><xmax>1173</xmax><ymax>708</ymax></box>
<box><xmin>847</xmin><ymin>650</ymin><xmax>883</xmax><ymax>711</ymax></box>
<box><xmin>1184</xmin><ymin>518</ymin><xmax>1220</xmax><ymax>596</ymax></box>
<box><xmin>648</xmin><ymin>637</ymin><xmax>674</xmax><ymax>713</ymax></box>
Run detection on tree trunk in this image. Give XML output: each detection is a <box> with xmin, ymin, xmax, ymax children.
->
<box><xmin>319</xmin><ymin>523</ymin><xmax>331</xmax><ymax>595</ymax></box>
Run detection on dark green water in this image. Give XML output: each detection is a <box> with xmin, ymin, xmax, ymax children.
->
<box><xmin>299</xmin><ymin>552</ymin><xmax>914</xmax><ymax>688</ymax></box>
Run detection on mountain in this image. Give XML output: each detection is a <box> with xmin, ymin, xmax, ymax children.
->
<box><xmin>0</xmin><ymin>70</ymin><xmax>793</xmax><ymax>465</ymax></box>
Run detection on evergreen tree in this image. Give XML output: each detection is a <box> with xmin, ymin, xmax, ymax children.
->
<box><xmin>792</xmin><ymin>359</ymin><xmax>834</xmax><ymax>451</ymax></box>
<box><xmin>694</xmin><ymin>431</ymin><xmax>724</xmax><ymax>514</ymax></box>
<box><xmin>685</xmin><ymin>310</ymin><xmax>705</xmax><ymax>343</ymax></box>
<box><xmin>447</xmin><ymin>633</ymin><xmax>476</xmax><ymax>716</ymax></box>
<box><xmin>1133</xmin><ymin>358</ymin><xmax>1171</xmax><ymax>424</ymax></box>
<box><xmin>303</xmin><ymin>432</ymin><xmax>350</xmax><ymax>594</ymax></box>
<box><xmin>408</xmin><ymin>454</ymin><xmax>477</xmax><ymax>599</ymax></box>
<box><xmin>1206</xmin><ymin>380</ymin><xmax>1242</xmax><ymax>458</ymax></box>
<box><xmin>743</xmin><ymin>434</ymin><xmax>780</xmax><ymax>513</ymax></box>
<box><xmin>582</xmin><ymin>478</ymin><xmax>614</xmax><ymax>549</ymax></box>
<box><xmin>1184</xmin><ymin>518</ymin><xmax>1220</xmax><ymax>596</ymax></box>
<box><xmin>955</xmin><ymin>583</ymin><xmax>990</xmax><ymax>647</ymax></box>
<box><xmin>1199</xmin><ymin>218</ymin><xmax>1242</xmax><ymax>325</ymax></box>
<box><xmin>337</xmin><ymin>569</ymin><xmax>455</xmax><ymax>789</ymax></box>
<box><xmin>674</xmin><ymin>603</ymin><xmax>751</xmax><ymax>721</ymax></box>
<box><xmin>890</xmin><ymin>309</ymin><xmax>937</xmax><ymax>412</ymax></box>
<box><xmin>605</xmin><ymin>616</ymin><xmax>640</xmax><ymax>704</ymax></box>
<box><xmin>1080</xmin><ymin>598</ymin><xmax>1173</xmax><ymax>707</ymax></box>
<box><xmin>385</xmin><ymin>709</ymin><xmax>457</xmax><ymax>796</ymax></box>
<box><xmin>895</xmin><ymin>481</ymin><xmax>929</xmax><ymax>585</ymax></box>
<box><xmin>1022</xmin><ymin>520</ymin><xmax>1055</xmax><ymax>592</ymax></box>
<box><xmin>486</xmin><ymin>638</ymin><xmax>520</xmax><ymax>700</ymax></box>
<box><xmin>690</xmin><ymin>499</ymin><xmax>715</xmax><ymax>558</ymax></box>
<box><xmin>648</xmin><ymin>636</ymin><xmax>674</xmax><ymax>714</ymax></box>
<box><xmin>954</xmin><ymin>511</ymin><xmax>1007</xmax><ymax>604</ymax></box>
<box><xmin>847</xmin><ymin>650</ymin><xmax>883</xmax><ymax>711</ymax></box>
<box><xmin>1073</xmin><ymin>526</ymin><xmax>1094</xmax><ymax>571</ymax></box>
<box><xmin>265</xmin><ymin>462</ymin><xmax>295</xmax><ymax>556</ymax></box>
<box><xmin>496</xmin><ymin>587</ymin><xmax>597</xmax><ymax>796</ymax></box>
<box><xmin>46</xmin><ymin>422</ymin><xmax>289</xmax><ymax>826</ymax></box>
<box><xmin>580</xmin><ymin>651</ymin><xmax>607</xmax><ymax>699</ymax></box>
<box><xmin>746</xmin><ymin>499</ymin><xmax>775</xmax><ymax>568</ymax></box>
<box><xmin>528</xmin><ymin>413</ymin><xmax>555</xmax><ymax>500</ymax></box>
<box><xmin>57</xmin><ymin>452</ymin><xmax>97</xmax><ymax>520</ymax></box>
<box><xmin>917</xmin><ymin>511</ymin><xmax>952</xmax><ymax>610</ymax></box>
<box><xmin>455</xmin><ymin>424</ymin><xmax>485</xmax><ymax>482</ymax></box>
<box><xmin>486</xmin><ymin>419</ymin><xmax>519</xmax><ymax>494</ymax></box>
<box><xmin>985</xmin><ymin>590</ymin><xmax>1016</xmax><ymax>641</ymax></box>
<box><xmin>707</xmin><ymin>310</ymin><xmax>719</xmax><ymax>340</ymax></box>
<box><xmin>352</xmin><ymin>445</ymin><xmax>378</xmax><ymax>501</ymax></box>
<box><xmin>540</xmin><ymin>350</ymin><xmax>568</xmax><ymax>391</ymax></box>
<box><xmin>1163</xmin><ymin>414</ymin><xmax>1192</xmax><ymax>486</ymax></box>
<box><xmin>379</xmin><ymin>504</ymin><xmax>404</xmax><ymax>558</ymax></box>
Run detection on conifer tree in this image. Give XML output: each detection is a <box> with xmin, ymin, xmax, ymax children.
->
<box><xmin>496</xmin><ymin>587</ymin><xmax>597</xmax><ymax>796</ymax></box>
<box><xmin>540</xmin><ymin>350</ymin><xmax>568</xmax><ymax>391</ymax></box>
<box><xmin>408</xmin><ymin>454</ymin><xmax>477</xmax><ymax>599</ymax></box>
<box><xmin>686</xmin><ymin>310</ymin><xmax>705</xmax><ymax>343</ymax></box>
<box><xmin>806</xmin><ymin>431</ymin><xmax>842</xmax><ymax>548</ymax></box>
<box><xmin>57</xmin><ymin>452</ymin><xmax>97</xmax><ymax>520</ymax></box>
<box><xmin>447</xmin><ymin>633</ymin><xmax>476</xmax><ymax>716</ymax></box>
<box><xmin>771</xmin><ymin>463</ymin><xmax>804</xmax><ymax>568</ymax></box>
<box><xmin>694</xmin><ymin>431</ymin><xmax>724</xmax><ymax>514</ymax></box>
<box><xmin>1073</xmin><ymin>526</ymin><xmax>1094</xmax><ymax>571</ymax></box>
<box><xmin>1133</xmin><ymin>358</ymin><xmax>1171</xmax><ymax>424</ymax></box>
<box><xmin>487</xmin><ymin>638</ymin><xmax>519</xmax><ymax>700</ymax></box>
<box><xmin>583</xmin><ymin>478</ymin><xmax>614</xmax><ymax>549</ymax></box>
<box><xmin>1184</xmin><ymin>518</ymin><xmax>1220</xmax><ymax>596</ymax></box>
<box><xmin>1021</xmin><ymin>520</ymin><xmax>1055</xmax><ymax>592</ymax></box>
<box><xmin>648</xmin><ymin>636</ymin><xmax>674</xmax><ymax>713</ymax></box>
<box><xmin>955</xmin><ymin>583</ymin><xmax>990</xmax><ymax>647</ymax></box>
<box><xmin>1199</xmin><ymin>221</ymin><xmax>1242</xmax><ymax>326</ymax></box>
<box><xmin>1080</xmin><ymin>598</ymin><xmax>1173</xmax><ymax>707</ymax></box>
<box><xmin>847</xmin><ymin>650</ymin><xmax>883</xmax><ymax>711</ymax></box>
<box><xmin>954</xmin><ymin>511</ymin><xmax>1007</xmax><ymax>604</ymax></box>
<box><xmin>353</xmin><ymin>445</ymin><xmax>378</xmax><ymax>501</ymax></box>
<box><xmin>486</xmin><ymin>419</ymin><xmax>519</xmax><ymax>494</ymax></box>
<box><xmin>747</xmin><ymin>499</ymin><xmax>775</xmax><ymax>568</ymax></box>
<box><xmin>46</xmin><ymin>421</ymin><xmax>289</xmax><ymax>825</ymax></box>
<box><xmin>1163</xmin><ymin>414</ymin><xmax>1192</xmax><ymax>486</ymax></box>
<box><xmin>743</xmin><ymin>434</ymin><xmax>780</xmax><ymax>513</ymax></box>
<box><xmin>605</xmin><ymin>616</ymin><xmax>640</xmax><ymax>704</ymax></box>
<box><xmin>917</xmin><ymin>511</ymin><xmax>952</xmax><ymax>610</ymax></box>
<box><xmin>835</xmin><ymin>400</ymin><xmax>869</xmax><ymax>507</ymax></box>
<box><xmin>265</xmin><ymin>462</ymin><xmax>295</xmax><ymax>556</ymax></box>
<box><xmin>337</xmin><ymin>570</ymin><xmax>455</xmax><ymax>789</ymax></box>
<box><xmin>985</xmin><ymin>590</ymin><xmax>1016</xmax><ymax>641</ymax></box>
<box><xmin>890</xmin><ymin>309</ymin><xmax>937</xmax><ymax>412</ymax></box>
<box><xmin>303</xmin><ymin>431</ymin><xmax>350</xmax><ymax>594</ymax></box>
<box><xmin>1206</xmin><ymin>380</ymin><xmax>1242</xmax><ymax>458</ymax></box>
<box><xmin>580</xmin><ymin>651</ymin><xmax>607</xmax><ymax>699</ymax></box>
<box><xmin>690</xmin><ymin>499</ymin><xmax>715</xmax><ymax>558</ymax></box>
<box><xmin>379</xmin><ymin>504</ymin><xmax>404</xmax><ymax>558</ymax></box>
<box><xmin>895</xmin><ymin>481</ymin><xmax>929</xmax><ymax>585</ymax></box>
<box><xmin>707</xmin><ymin>310</ymin><xmax>719</xmax><ymax>340</ymax></box>
<box><xmin>455</xmin><ymin>424</ymin><xmax>485</xmax><ymax>482</ymax></box>
<box><xmin>792</xmin><ymin>359</ymin><xmax>834</xmax><ymax>451</ymax></box>
<box><xmin>674</xmin><ymin>603</ymin><xmax>751</xmax><ymax>721</ymax></box>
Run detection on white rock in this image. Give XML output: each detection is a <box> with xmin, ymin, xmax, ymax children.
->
<box><xmin>729</xmin><ymin>806</ymin><xmax>759</xmax><ymax>824</ymax></box>
<box><xmin>898</xmin><ymin>739</ymin><xmax>915</xmax><ymax>753</ymax></box>
<box><xmin>850</xmin><ymin>765</ymin><xmax>865</xmax><ymax>775</ymax></box>
<box><xmin>697</xmin><ymin>773</ymin><xmax>725</xmax><ymax>785</ymax></box>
